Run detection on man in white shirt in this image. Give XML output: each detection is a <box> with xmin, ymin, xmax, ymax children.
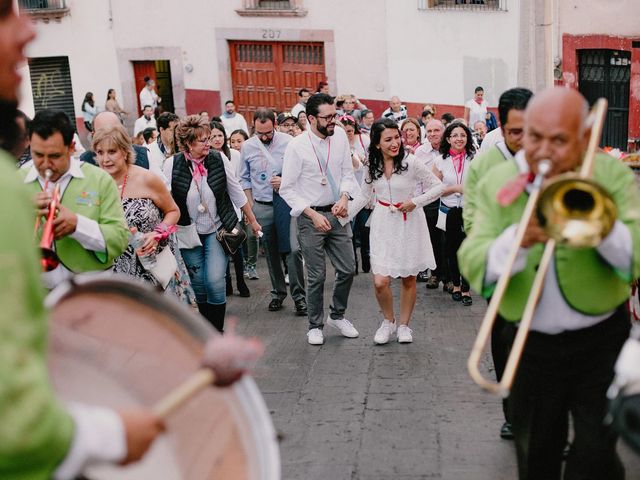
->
<box><xmin>138</xmin><ymin>76</ymin><xmax>160</xmax><ymax>112</ymax></box>
<box><xmin>290</xmin><ymin>88</ymin><xmax>310</xmax><ymax>119</ymax></box>
<box><xmin>280</xmin><ymin>93</ymin><xmax>361</xmax><ymax>345</ymax></box>
<box><xmin>464</xmin><ymin>86</ymin><xmax>488</xmax><ymax>129</ymax></box>
<box><xmin>133</xmin><ymin>105</ymin><xmax>156</xmax><ymax>136</ymax></box>
<box><xmin>381</xmin><ymin>96</ymin><xmax>408</xmax><ymax>125</ymax></box>
<box><xmin>220</xmin><ymin>100</ymin><xmax>249</xmax><ymax>137</ymax></box>
<box><xmin>240</xmin><ymin>108</ymin><xmax>307</xmax><ymax>316</ymax></box>
<box><xmin>146</xmin><ymin>111</ymin><xmax>178</xmax><ymax>184</ymax></box>
<box><xmin>414</xmin><ymin>119</ymin><xmax>448</xmax><ymax>290</ymax></box>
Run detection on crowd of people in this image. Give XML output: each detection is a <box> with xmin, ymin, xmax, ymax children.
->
<box><xmin>3</xmin><ymin>3</ymin><xmax>640</xmax><ymax>474</ymax></box>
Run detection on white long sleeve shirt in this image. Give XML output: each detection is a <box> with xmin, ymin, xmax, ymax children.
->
<box><xmin>280</xmin><ymin>127</ymin><xmax>360</xmax><ymax>217</ymax></box>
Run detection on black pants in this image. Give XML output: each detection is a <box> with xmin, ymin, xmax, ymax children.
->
<box><xmin>493</xmin><ymin>314</ymin><xmax>516</xmax><ymax>423</ymax></box>
<box><xmin>508</xmin><ymin>307</ymin><xmax>629</xmax><ymax>480</ymax></box>
<box><xmin>424</xmin><ymin>202</ymin><xmax>448</xmax><ymax>281</ymax></box>
<box><xmin>444</xmin><ymin>207</ymin><xmax>469</xmax><ymax>292</ymax></box>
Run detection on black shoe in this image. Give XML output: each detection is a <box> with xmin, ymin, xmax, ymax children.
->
<box><xmin>417</xmin><ymin>270</ymin><xmax>429</xmax><ymax>282</ymax></box>
<box><xmin>268</xmin><ymin>298</ymin><xmax>284</xmax><ymax>311</ymax></box>
<box><xmin>226</xmin><ymin>276</ymin><xmax>233</xmax><ymax>296</ymax></box>
<box><xmin>443</xmin><ymin>281</ymin><xmax>454</xmax><ymax>293</ymax></box>
<box><xmin>294</xmin><ymin>299</ymin><xmax>308</xmax><ymax>316</ymax></box>
<box><xmin>425</xmin><ymin>275</ymin><xmax>439</xmax><ymax>289</ymax></box>
<box><xmin>452</xmin><ymin>291</ymin><xmax>462</xmax><ymax>301</ymax></box>
<box><xmin>237</xmin><ymin>282</ymin><xmax>250</xmax><ymax>298</ymax></box>
<box><xmin>461</xmin><ymin>294</ymin><xmax>473</xmax><ymax>306</ymax></box>
<box><xmin>500</xmin><ymin>422</ymin><xmax>514</xmax><ymax>440</ymax></box>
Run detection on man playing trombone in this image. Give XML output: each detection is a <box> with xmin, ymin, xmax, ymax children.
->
<box><xmin>459</xmin><ymin>87</ymin><xmax>640</xmax><ymax>479</ymax></box>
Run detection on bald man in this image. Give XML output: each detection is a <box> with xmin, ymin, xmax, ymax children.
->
<box><xmin>381</xmin><ymin>96</ymin><xmax>408</xmax><ymax>125</ymax></box>
<box><xmin>459</xmin><ymin>87</ymin><xmax>640</xmax><ymax>479</ymax></box>
<box><xmin>80</xmin><ymin>111</ymin><xmax>150</xmax><ymax>170</ymax></box>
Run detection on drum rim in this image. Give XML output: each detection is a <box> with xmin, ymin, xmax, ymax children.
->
<box><xmin>46</xmin><ymin>273</ymin><xmax>281</xmax><ymax>480</ymax></box>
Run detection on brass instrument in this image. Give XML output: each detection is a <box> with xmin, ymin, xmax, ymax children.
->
<box><xmin>36</xmin><ymin>169</ymin><xmax>61</xmax><ymax>272</ymax></box>
<box><xmin>467</xmin><ymin>98</ymin><xmax>614</xmax><ymax>397</ymax></box>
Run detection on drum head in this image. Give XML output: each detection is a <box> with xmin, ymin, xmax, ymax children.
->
<box><xmin>46</xmin><ymin>274</ymin><xmax>280</xmax><ymax>480</ymax></box>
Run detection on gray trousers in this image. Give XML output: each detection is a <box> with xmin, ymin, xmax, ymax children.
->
<box><xmin>297</xmin><ymin>212</ymin><xmax>356</xmax><ymax>330</ymax></box>
<box><xmin>253</xmin><ymin>202</ymin><xmax>305</xmax><ymax>302</ymax></box>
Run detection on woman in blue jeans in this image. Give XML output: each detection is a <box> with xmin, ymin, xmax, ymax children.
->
<box><xmin>164</xmin><ymin>115</ymin><xmax>261</xmax><ymax>332</ymax></box>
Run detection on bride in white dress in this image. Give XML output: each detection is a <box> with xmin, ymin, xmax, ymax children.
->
<box><xmin>343</xmin><ymin>118</ymin><xmax>443</xmax><ymax>344</ymax></box>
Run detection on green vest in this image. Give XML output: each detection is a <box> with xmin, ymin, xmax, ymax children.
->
<box><xmin>458</xmin><ymin>153</ymin><xmax>640</xmax><ymax>321</ymax></box>
<box><xmin>20</xmin><ymin>162</ymin><xmax>128</xmax><ymax>273</ymax></box>
<box><xmin>463</xmin><ymin>143</ymin><xmax>512</xmax><ymax>234</ymax></box>
<box><xmin>0</xmin><ymin>150</ymin><xmax>74</xmax><ymax>479</ymax></box>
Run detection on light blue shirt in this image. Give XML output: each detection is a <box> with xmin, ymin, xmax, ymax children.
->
<box><xmin>240</xmin><ymin>132</ymin><xmax>292</xmax><ymax>202</ymax></box>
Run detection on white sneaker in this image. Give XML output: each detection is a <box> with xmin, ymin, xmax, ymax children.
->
<box><xmin>374</xmin><ymin>320</ymin><xmax>397</xmax><ymax>345</ymax></box>
<box><xmin>397</xmin><ymin>325</ymin><xmax>413</xmax><ymax>343</ymax></box>
<box><xmin>326</xmin><ymin>316</ymin><xmax>359</xmax><ymax>338</ymax></box>
<box><xmin>307</xmin><ymin>328</ymin><xmax>324</xmax><ymax>345</ymax></box>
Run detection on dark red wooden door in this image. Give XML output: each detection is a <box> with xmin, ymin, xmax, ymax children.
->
<box><xmin>229</xmin><ymin>41</ymin><xmax>326</xmax><ymax>124</ymax></box>
<box><xmin>133</xmin><ymin>61</ymin><xmax>157</xmax><ymax>113</ymax></box>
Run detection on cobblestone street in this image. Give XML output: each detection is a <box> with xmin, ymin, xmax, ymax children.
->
<box><xmin>229</xmin><ymin>259</ymin><xmax>640</xmax><ymax>480</ymax></box>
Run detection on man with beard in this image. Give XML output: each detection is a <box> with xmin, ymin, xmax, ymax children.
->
<box><xmin>240</xmin><ymin>108</ymin><xmax>307</xmax><ymax>316</ymax></box>
<box><xmin>280</xmin><ymin>93</ymin><xmax>360</xmax><ymax>345</ymax></box>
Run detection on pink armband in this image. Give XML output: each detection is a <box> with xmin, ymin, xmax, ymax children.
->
<box><xmin>153</xmin><ymin>223</ymin><xmax>177</xmax><ymax>241</ymax></box>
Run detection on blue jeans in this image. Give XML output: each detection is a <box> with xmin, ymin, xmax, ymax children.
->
<box><xmin>180</xmin><ymin>232</ymin><xmax>229</xmax><ymax>305</ymax></box>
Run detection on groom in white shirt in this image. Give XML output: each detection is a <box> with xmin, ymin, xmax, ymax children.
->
<box><xmin>280</xmin><ymin>93</ymin><xmax>360</xmax><ymax>345</ymax></box>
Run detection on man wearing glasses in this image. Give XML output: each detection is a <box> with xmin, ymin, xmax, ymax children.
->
<box><xmin>280</xmin><ymin>93</ymin><xmax>361</xmax><ymax>345</ymax></box>
<box><xmin>240</xmin><ymin>108</ymin><xmax>307</xmax><ymax>316</ymax></box>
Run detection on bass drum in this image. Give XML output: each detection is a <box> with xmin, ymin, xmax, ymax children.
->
<box><xmin>46</xmin><ymin>275</ymin><xmax>280</xmax><ymax>480</ymax></box>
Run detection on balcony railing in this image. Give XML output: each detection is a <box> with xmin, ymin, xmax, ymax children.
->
<box><xmin>236</xmin><ymin>0</ymin><xmax>307</xmax><ymax>17</ymax></box>
<box><xmin>19</xmin><ymin>0</ymin><xmax>69</xmax><ymax>22</ymax></box>
<box><xmin>418</xmin><ymin>0</ymin><xmax>507</xmax><ymax>11</ymax></box>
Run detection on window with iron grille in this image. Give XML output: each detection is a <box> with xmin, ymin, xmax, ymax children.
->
<box><xmin>18</xmin><ymin>0</ymin><xmax>67</xmax><ymax>10</ymax></box>
<box><xmin>258</xmin><ymin>0</ymin><xmax>291</xmax><ymax>9</ymax></box>
<box><xmin>417</xmin><ymin>0</ymin><xmax>507</xmax><ymax>11</ymax></box>
<box><xmin>236</xmin><ymin>0</ymin><xmax>306</xmax><ymax>16</ymax></box>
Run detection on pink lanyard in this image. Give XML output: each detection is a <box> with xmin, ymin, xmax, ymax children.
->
<box><xmin>452</xmin><ymin>156</ymin><xmax>466</xmax><ymax>185</ymax></box>
<box><xmin>308</xmin><ymin>132</ymin><xmax>331</xmax><ymax>177</ymax></box>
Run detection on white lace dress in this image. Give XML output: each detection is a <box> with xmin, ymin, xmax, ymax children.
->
<box><xmin>345</xmin><ymin>154</ymin><xmax>444</xmax><ymax>277</ymax></box>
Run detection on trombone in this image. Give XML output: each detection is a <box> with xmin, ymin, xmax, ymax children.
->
<box><xmin>467</xmin><ymin>98</ymin><xmax>615</xmax><ymax>397</ymax></box>
<box><xmin>35</xmin><ymin>169</ymin><xmax>61</xmax><ymax>272</ymax></box>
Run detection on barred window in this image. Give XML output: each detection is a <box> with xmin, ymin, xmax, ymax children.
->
<box><xmin>417</xmin><ymin>0</ymin><xmax>507</xmax><ymax>11</ymax></box>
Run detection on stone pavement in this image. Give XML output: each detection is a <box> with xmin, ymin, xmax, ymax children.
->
<box><xmin>228</xmin><ymin>260</ymin><xmax>640</xmax><ymax>480</ymax></box>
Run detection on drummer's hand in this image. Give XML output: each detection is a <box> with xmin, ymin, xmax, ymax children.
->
<box><xmin>118</xmin><ymin>409</ymin><xmax>165</xmax><ymax>465</ymax></box>
<box><xmin>521</xmin><ymin>215</ymin><xmax>549</xmax><ymax>249</ymax></box>
<box><xmin>35</xmin><ymin>191</ymin><xmax>52</xmax><ymax>217</ymax></box>
<box><xmin>203</xmin><ymin>320</ymin><xmax>264</xmax><ymax>387</ymax></box>
<box><xmin>399</xmin><ymin>200</ymin><xmax>416</xmax><ymax>213</ymax></box>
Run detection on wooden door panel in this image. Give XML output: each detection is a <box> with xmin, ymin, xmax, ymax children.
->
<box><xmin>133</xmin><ymin>61</ymin><xmax>156</xmax><ymax>113</ymax></box>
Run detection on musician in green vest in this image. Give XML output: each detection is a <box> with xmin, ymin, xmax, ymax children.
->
<box><xmin>458</xmin><ymin>87</ymin><xmax>640</xmax><ymax>479</ymax></box>
<box><xmin>19</xmin><ymin>109</ymin><xmax>129</xmax><ymax>289</ymax></box>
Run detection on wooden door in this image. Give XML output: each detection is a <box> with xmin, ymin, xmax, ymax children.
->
<box><xmin>229</xmin><ymin>41</ymin><xmax>326</xmax><ymax>124</ymax></box>
<box><xmin>133</xmin><ymin>61</ymin><xmax>157</xmax><ymax>113</ymax></box>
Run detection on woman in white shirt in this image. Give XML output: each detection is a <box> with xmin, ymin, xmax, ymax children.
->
<box><xmin>345</xmin><ymin>118</ymin><xmax>444</xmax><ymax>344</ymax></box>
<box><xmin>464</xmin><ymin>86</ymin><xmax>488</xmax><ymax>129</ymax></box>
<box><xmin>81</xmin><ymin>92</ymin><xmax>97</xmax><ymax>132</ymax></box>
<box><xmin>433</xmin><ymin>122</ymin><xmax>475</xmax><ymax>306</ymax></box>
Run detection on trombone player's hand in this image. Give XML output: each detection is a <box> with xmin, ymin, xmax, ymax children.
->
<box><xmin>521</xmin><ymin>214</ymin><xmax>549</xmax><ymax>249</ymax></box>
<box><xmin>53</xmin><ymin>205</ymin><xmax>78</xmax><ymax>239</ymax></box>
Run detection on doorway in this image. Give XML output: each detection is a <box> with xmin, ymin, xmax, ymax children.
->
<box><xmin>133</xmin><ymin>60</ymin><xmax>175</xmax><ymax>114</ymax></box>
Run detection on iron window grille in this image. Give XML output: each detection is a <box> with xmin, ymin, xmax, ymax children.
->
<box><xmin>417</xmin><ymin>0</ymin><xmax>507</xmax><ymax>11</ymax></box>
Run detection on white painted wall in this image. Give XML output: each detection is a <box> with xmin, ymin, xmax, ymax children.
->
<box><xmin>385</xmin><ymin>0</ymin><xmax>521</xmax><ymax>107</ymax></box>
<box><xmin>20</xmin><ymin>0</ymin><xmax>522</xmax><ymax>117</ymax></box>
<box><xmin>558</xmin><ymin>0</ymin><xmax>640</xmax><ymax>37</ymax></box>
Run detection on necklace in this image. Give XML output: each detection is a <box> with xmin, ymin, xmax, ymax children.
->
<box><xmin>118</xmin><ymin>170</ymin><xmax>129</xmax><ymax>200</ymax></box>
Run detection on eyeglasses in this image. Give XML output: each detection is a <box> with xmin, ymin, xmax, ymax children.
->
<box><xmin>449</xmin><ymin>133</ymin><xmax>467</xmax><ymax>139</ymax></box>
<box><xmin>315</xmin><ymin>113</ymin><xmax>339</xmax><ymax>122</ymax></box>
<box><xmin>195</xmin><ymin>137</ymin><xmax>210</xmax><ymax>144</ymax></box>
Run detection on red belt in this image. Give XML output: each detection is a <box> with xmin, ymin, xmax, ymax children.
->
<box><xmin>378</xmin><ymin>200</ymin><xmax>407</xmax><ymax>221</ymax></box>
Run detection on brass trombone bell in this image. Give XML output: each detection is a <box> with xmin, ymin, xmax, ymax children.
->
<box><xmin>537</xmin><ymin>175</ymin><xmax>617</xmax><ymax>248</ymax></box>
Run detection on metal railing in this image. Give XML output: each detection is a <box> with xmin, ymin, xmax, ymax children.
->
<box><xmin>18</xmin><ymin>0</ymin><xmax>67</xmax><ymax>10</ymax></box>
<box><xmin>256</xmin><ymin>0</ymin><xmax>291</xmax><ymax>10</ymax></box>
<box><xmin>417</xmin><ymin>0</ymin><xmax>507</xmax><ymax>11</ymax></box>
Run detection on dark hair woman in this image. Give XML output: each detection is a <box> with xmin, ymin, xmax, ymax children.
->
<box><xmin>345</xmin><ymin>118</ymin><xmax>443</xmax><ymax>344</ymax></box>
<box><xmin>105</xmin><ymin>88</ymin><xmax>128</xmax><ymax>123</ymax></box>
<box><xmin>163</xmin><ymin>115</ymin><xmax>261</xmax><ymax>332</ymax></box>
<box><xmin>209</xmin><ymin>120</ymin><xmax>250</xmax><ymax>298</ymax></box>
<box><xmin>81</xmin><ymin>92</ymin><xmax>96</xmax><ymax>132</ymax></box>
<box><xmin>432</xmin><ymin>121</ymin><xmax>475</xmax><ymax>305</ymax></box>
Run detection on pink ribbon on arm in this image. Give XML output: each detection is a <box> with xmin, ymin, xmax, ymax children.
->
<box><xmin>496</xmin><ymin>172</ymin><xmax>535</xmax><ymax>207</ymax></box>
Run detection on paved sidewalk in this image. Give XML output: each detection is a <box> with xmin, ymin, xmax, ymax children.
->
<box><xmin>228</xmin><ymin>262</ymin><xmax>640</xmax><ymax>480</ymax></box>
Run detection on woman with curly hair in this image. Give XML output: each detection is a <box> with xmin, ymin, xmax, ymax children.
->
<box><xmin>163</xmin><ymin>115</ymin><xmax>261</xmax><ymax>332</ymax></box>
<box><xmin>343</xmin><ymin>118</ymin><xmax>443</xmax><ymax>344</ymax></box>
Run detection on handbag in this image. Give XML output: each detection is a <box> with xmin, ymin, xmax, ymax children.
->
<box><xmin>149</xmin><ymin>246</ymin><xmax>178</xmax><ymax>289</ymax></box>
<box><xmin>216</xmin><ymin>223</ymin><xmax>247</xmax><ymax>256</ymax></box>
<box><xmin>176</xmin><ymin>223</ymin><xmax>202</xmax><ymax>249</ymax></box>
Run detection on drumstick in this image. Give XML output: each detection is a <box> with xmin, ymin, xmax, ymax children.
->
<box><xmin>151</xmin><ymin>324</ymin><xmax>264</xmax><ymax>419</ymax></box>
